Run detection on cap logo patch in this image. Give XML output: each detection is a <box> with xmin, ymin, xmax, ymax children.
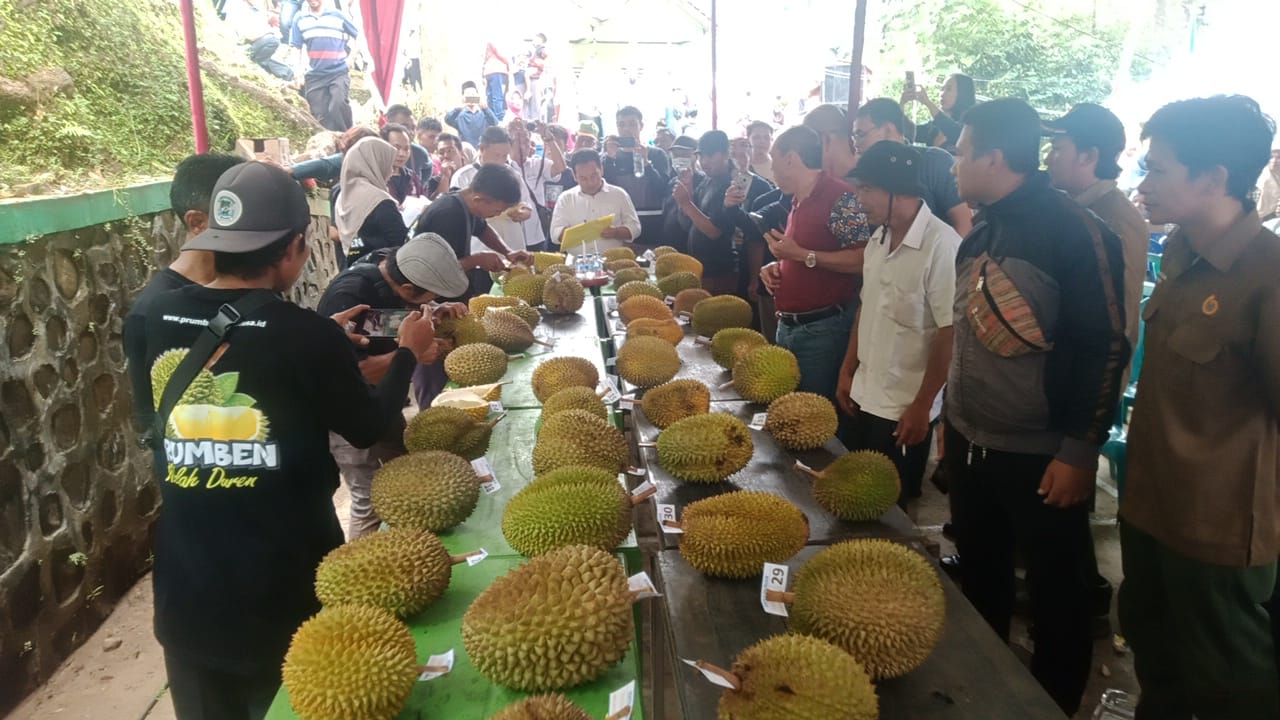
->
<box><xmin>213</xmin><ymin>190</ymin><xmax>244</xmax><ymax>226</ymax></box>
<box><xmin>1202</xmin><ymin>294</ymin><xmax>1219</xmax><ymax>316</ymax></box>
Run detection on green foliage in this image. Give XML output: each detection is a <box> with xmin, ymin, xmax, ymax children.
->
<box><xmin>0</xmin><ymin>0</ymin><xmax>311</xmax><ymax>188</ymax></box>
<box><xmin>882</xmin><ymin>0</ymin><xmax>1145</xmax><ymax>113</ymax></box>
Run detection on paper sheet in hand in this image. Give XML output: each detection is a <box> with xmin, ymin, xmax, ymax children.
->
<box><xmin>560</xmin><ymin>214</ymin><xmax>615</xmax><ymax>252</ymax></box>
<box><xmin>400</xmin><ymin>195</ymin><xmax>431</xmax><ymax>229</ymax></box>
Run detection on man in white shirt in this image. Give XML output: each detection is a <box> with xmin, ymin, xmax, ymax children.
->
<box><xmin>451</xmin><ymin>121</ymin><xmax>565</xmax><ymax>252</ymax></box>
<box><xmin>836</xmin><ymin>142</ymin><xmax>960</xmax><ymax>502</ymax></box>
<box><xmin>550</xmin><ymin>149</ymin><xmax>642</xmax><ymax>252</ymax></box>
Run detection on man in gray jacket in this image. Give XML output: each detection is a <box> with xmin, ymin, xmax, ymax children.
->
<box><xmin>945</xmin><ymin>98</ymin><xmax>1129</xmax><ymax>715</ymax></box>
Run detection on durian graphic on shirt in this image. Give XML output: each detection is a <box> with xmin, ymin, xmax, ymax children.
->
<box><xmin>151</xmin><ymin>349</ymin><xmax>269</xmax><ymax>441</ymax></box>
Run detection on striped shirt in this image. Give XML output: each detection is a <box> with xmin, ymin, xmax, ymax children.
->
<box><xmin>289</xmin><ymin>9</ymin><xmax>358</xmax><ymax>78</ymax></box>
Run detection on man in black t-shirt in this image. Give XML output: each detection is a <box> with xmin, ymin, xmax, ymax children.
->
<box><xmin>672</xmin><ymin>131</ymin><xmax>764</xmax><ymax>295</ymax></box>
<box><xmin>316</xmin><ymin>233</ymin><xmax>468</xmax><ymax>538</ymax></box>
<box><xmin>125</xmin><ymin>153</ymin><xmax>244</xmax><ymax>475</ymax></box>
<box><xmin>144</xmin><ymin>162</ymin><xmax>438</xmax><ymax>720</ymax></box>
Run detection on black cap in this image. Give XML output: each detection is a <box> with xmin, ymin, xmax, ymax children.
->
<box><xmin>698</xmin><ymin>130</ymin><xmax>730</xmax><ymax>156</ymax></box>
<box><xmin>847</xmin><ymin>141</ymin><xmax>927</xmax><ymax>197</ymax></box>
<box><xmin>1043</xmin><ymin>103</ymin><xmax>1125</xmax><ymax>178</ymax></box>
<box><xmin>185</xmin><ymin>162</ymin><xmax>310</xmax><ymax>252</ymax></box>
<box><xmin>669</xmin><ymin>135</ymin><xmax>698</xmax><ymax>154</ymax></box>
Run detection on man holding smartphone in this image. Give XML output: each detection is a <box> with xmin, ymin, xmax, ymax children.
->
<box><xmin>604</xmin><ymin>106</ymin><xmax>672</xmax><ymax>251</ymax></box>
<box><xmin>316</xmin><ymin>233</ymin><xmax>469</xmax><ymax>539</ymax></box>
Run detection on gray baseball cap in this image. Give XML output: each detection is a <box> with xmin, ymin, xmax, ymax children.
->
<box><xmin>184</xmin><ymin>161</ymin><xmax>311</xmax><ymax>252</ymax></box>
<box><xmin>392</xmin><ymin>233</ymin><xmax>469</xmax><ymax>298</ymax></box>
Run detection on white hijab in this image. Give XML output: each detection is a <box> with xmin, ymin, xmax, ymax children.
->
<box><xmin>336</xmin><ymin>136</ymin><xmax>397</xmax><ymax>252</ymax></box>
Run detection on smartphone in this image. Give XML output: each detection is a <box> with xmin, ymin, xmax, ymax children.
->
<box><xmin>618</xmin><ymin>136</ymin><xmax>638</xmax><ymax>149</ymax></box>
<box><xmin>358</xmin><ymin>308</ymin><xmax>411</xmax><ymax>337</ymax></box>
<box><xmin>905</xmin><ymin>71</ymin><xmax>916</xmax><ymax>91</ymax></box>
<box><xmin>731</xmin><ymin>170</ymin><xmax>752</xmax><ymax>196</ymax></box>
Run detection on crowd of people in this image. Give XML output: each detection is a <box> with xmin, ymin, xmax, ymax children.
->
<box><xmin>123</xmin><ymin>65</ymin><xmax>1280</xmax><ymax>719</ymax></box>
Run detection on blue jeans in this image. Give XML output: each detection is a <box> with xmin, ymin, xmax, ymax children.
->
<box><xmin>776</xmin><ymin>306</ymin><xmax>854</xmax><ymax>434</ymax></box>
<box><xmin>249</xmin><ymin>36</ymin><xmax>293</xmax><ymax>81</ymax></box>
<box><xmin>278</xmin><ymin>0</ymin><xmax>301</xmax><ymax>42</ymax></box>
<box><xmin>485</xmin><ymin>74</ymin><xmax>507</xmax><ymax>121</ymax></box>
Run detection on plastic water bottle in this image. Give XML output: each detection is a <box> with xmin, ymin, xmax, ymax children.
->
<box><xmin>534</xmin><ymin>139</ymin><xmax>545</xmax><ymax>160</ymax></box>
<box><xmin>633</xmin><ymin>150</ymin><xmax>645</xmax><ymax>178</ymax></box>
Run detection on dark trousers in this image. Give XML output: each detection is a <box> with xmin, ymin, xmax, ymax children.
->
<box><xmin>411</xmin><ymin>360</ymin><xmax>447</xmax><ymax>412</ymax></box>
<box><xmin>1119</xmin><ymin>522</ymin><xmax>1280</xmax><ymax>720</ymax></box>
<box><xmin>843</xmin><ymin>409</ymin><xmax>933</xmax><ymax>501</ymax></box>
<box><xmin>302</xmin><ymin>70</ymin><xmax>352</xmax><ymax>131</ymax></box>
<box><xmin>164</xmin><ymin>651</ymin><xmax>279</xmax><ymax>720</ymax></box>
<box><xmin>944</xmin><ymin>423</ymin><xmax>1094</xmax><ymax>715</ymax></box>
<box><xmin>485</xmin><ymin>73</ymin><xmax>507</xmax><ymax>120</ymax></box>
<box><xmin>248</xmin><ymin>36</ymin><xmax>293</xmax><ymax>81</ymax></box>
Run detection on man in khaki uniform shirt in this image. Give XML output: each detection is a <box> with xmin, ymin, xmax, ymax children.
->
<box><xmin>1120</xmin><ymin>95</ymin><xmax>1280</xmax><ymax>720</ymax></box>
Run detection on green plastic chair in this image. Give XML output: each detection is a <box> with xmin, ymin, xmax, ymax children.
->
<box><xmin>1101</xmin><ymin>298</ymin><xmax>1149</xmax><ymax>497</ymax></box>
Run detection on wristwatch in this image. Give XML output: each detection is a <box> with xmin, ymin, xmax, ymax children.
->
<box><xmin>804</xmin><ymin>251</ymin><xmax>817</xmax><ymax>269</ymax></box>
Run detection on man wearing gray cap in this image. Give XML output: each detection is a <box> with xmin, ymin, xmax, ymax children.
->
<box><xmin>317</xmin><ymin>233</ymin><xmax>470</xmax><ymax>539</ymax></box>
<box><xmin>142</xmin><ymin>161</ymin><xmax>440</xmax><ymax>719</ymax></box>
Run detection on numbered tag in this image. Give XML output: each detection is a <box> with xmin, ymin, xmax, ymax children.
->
<box><xmin>417</xmin><ymin>649</ymin><xmax>455</xmax><ymax>681</ymax></box>
<box><xmin>631</xmin><ymin>479</ymin><xmax>656</xmax><ymax>497</ymax></box>
<box><xmin>607</xmin><ymin>680</ymin><xmax>636</xmax><ymax>720</ymax></box>
<box><xmin>480</xmin><ymin>477</ymin><xmax>501</xmax><ymax>494</ymax></box>
<box><xmin>628</xmin><ymin>571</ymin><xmax>661</xmax><ymax>599</ymax></box>
<box><xmin>489</xmin><ymin>400</ymin><xmax>504</xmax><ymax>413</ymax></box>
<box><xmin>681</xmin><ymin>659</ymin><xmax>739</xmax><ymax>689</ymax></box>
<box><xmin>471</xmin><ymin>457</ymin><xmax>492</xmax><ymax>477</ymax></box>
<box><xmin>748</xmin><ymin>412</ymin><xmax>768</xmax><ymax>430</ymax></box>
<box><xmin>606</xmin><ymin>356</ymin><xmax>617</xmax><ymax>367</ymax></box>
<box><xmin>760</xmin><ymin>562</ymin><xmax>790</xmax><ymax>617</ymax></box>
<box><xmin>600</xmin><ymin>377</ymin><xmax>622</xmax><ymax>404</ymax></box>
<box><xmin>657</xmin><ymin>503</ymin><xmax>682</xmax><ymax>533</ymax></box>
<box><xmin>466</xmin><ymin>548</ymin><xmax>489</xmax><ymax>566</ymax></box>
<box><xmin>675</xmin><ymin>314</ymin><xmax>689</xmax><ymax>326</ymax></box>
<box><xmin>643</xmin><ymin>249</ymin><xmax>656</xmax><ymax>261</ymax></box>
<box><xmin>618</xmin><ymin>396</ymin><xmax>635</xmax><ymax>409</ymax></box>
<box><xmin>664</xmin><ymin>295</ymin><xmax>676</xmax><ymax>304</ymax></box>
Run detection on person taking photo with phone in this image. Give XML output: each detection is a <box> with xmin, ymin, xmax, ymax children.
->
<box><xmin>604</xmin><ymin>106</ymin><xmax>673</xmax><ymax>251</ymax></box>
<box><xmin>902</xmin><ymin>73</ymin><xmax>977</xmax><ymax>153</ymax></box>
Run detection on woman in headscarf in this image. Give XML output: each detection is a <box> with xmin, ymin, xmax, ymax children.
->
<box><xmin>903</xmin><ymin>73</ymin><xmax>976</xmax><ymax>153</ymax></box>
<box><xmin>336</xmin><ymin>136</ymin><xmax>409</xmax><ymax>264</ymax></box>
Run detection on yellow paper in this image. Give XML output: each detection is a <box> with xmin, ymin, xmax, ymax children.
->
<box><xmin>559</xmin><ymin>214</ymin><xmax>616</xmax><ymax>252</ymax></box>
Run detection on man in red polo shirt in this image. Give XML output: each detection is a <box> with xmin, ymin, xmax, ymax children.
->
<box><xmin>759</xmin><ymin>125</ymin><xmax>871</xmax><ymax>412</ymax></box>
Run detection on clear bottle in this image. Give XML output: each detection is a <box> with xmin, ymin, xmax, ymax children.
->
<box><xmin>633</xmin><ymin>150</ymin><xmax>645</xmax><ymax>177</ymax></box>
<box><xmin>534</xmin><ymin>139</ymin><xmax>544</xmax><ymax>160</ymax></box>
<box><xmin>1092</xmin><ymin>690</ymin><xmax>1136</xmax><ymax>720</ymax></box>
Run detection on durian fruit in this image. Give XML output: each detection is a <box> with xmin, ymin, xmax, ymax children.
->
<box><xmin>462</xmin><ymin>545</ymin><xmax>634</xmax><ymax>691</ymax></box>
<box><xmin>489</xmin><ymin>694</ymin><xmax>592</xmax><ymax>720</ymax></box>
<box><xmin>626</xmin><ymin>317</ymin><xmax>684</xmax><ymax>346</ymax></box>
<box><xmin>314</xmin><ymin>528</ymin><xmax>455</xmax><ymax>617</ymax></box>
<box><xmin>531</xmin><ymin>251</ymin><xmax>567</xmax><ymax>272</ymax></box>
<box><xmin>532</xmin><ymin>356</ymin><xmax>599</xmax><ymax>403</ymax></box>
<box><xmin>619</xmin><ymin>295</ymin><xmax>673</xmax><ymax>323</ymax></box>
<box><xmin>533</xmin><ymin>411</ymin><xmax>629</xmax><ymax>475</ymax></box>
<box><xmin>457</xmin><ymin>381</ymin><xmax>506</xmax><ymax>403</ymax></box>
<box><xmin>540</xmin><ymin>386</ymin><xmax>608</xmax><ymax>420</ymax></box>
<box><xmin>732</xmin><ymin>346</ymin><xmax>800</xmax><ymax>404</ymax></box>
<box><xmin>496</xmin><ymin>264</ymin><xmax>532</xmax><ymax>283</ymax></box>
<box><xmin>605</xmin><ymin>259</ymin><xmax>641</xmax><ymax>273</ymax></box>
<box><xmin>283</xmin><ymin>605</ymin><xmax>418</xmax><ymax>720</ymax></box>
<box><xmin>541</xmin><ymin>263</ymin><xmax>574</xmax><ymax>277</ymax></box>
<box><xmin>617</xmin><ymin>336</ymin><xmax>681</xmax><ymax>388</ymax></box>
<box><xmin>656</xmin><ymin>413</ymin><xmax>753</xmax><ymax>482</ymax></box>
<box><xmin>602</xmin><ymin>247</ymin><xmax>637</xmax><ymax>262</ymax></box>
<box><xmin>691</xmin><ymin>295</ymin><xmax>754</xmax><ymax>337</ymax></box>
<box><xmin>678</xmin><ymin>491</ymin><xmax>808</xmax><ymax>578</ymax></box>
<box><xmin>502</xmin><ymin>273</ymin><xmax>548</xmax><ymax>307</ymax></box>
<box><xmin>798</xmin><ymin>450</ymin><xmax>900</xmax><ymax>521</ymax></box>
<box><xmin>431</xmin><ymin>389</ymin><xmax>490</xmax><ymax>422</ymax></box>
<box><xmin>436</xmin><ymin>314</ymin><xmax>488</xmax><ymax>349</ymax></box>
<box><xmin>717</xmin><ymin>634</ymin><xmax>878</xmax><ymax>720</ymax></box>
<box><xmin>444</xmin><ymin>343</ymin><xmax>509</xmax><ymax>386</ymax></box>
<box><xmin>765</xmin><ymin>392</ymin><xmax>839</xmax><ymax>450</ymax></box>
<box><xmin>611</xmin><ymin>267</ymin><xmax>650</xmax><ymax>288</ymax></box>
<box><xmin>543</xmin><ymin>274</ymin><xmax>586</xmax><ymax>314</ymax></box>
<box><xmin>481</xmin><ymin>310</ymin><xmax>542</xmax><ymax>352</ymax></box>
<box><xmin>652</xmin><ymin>245</ymin><xmax>679</xmax><ymax>258</ymax></box>
<box><xmin>655</xmin><ymin>252</ymin><xmax>704</xmax><ymax>279</ymax></box>
<box><xmin>496</xmin><ymin>303</ymin><xmax>541</xmax><ymax>330</ymax></box>
<box><xmin>502</xmin><ymin>466</ymin><xmax>631</xmax><ymax>556</ymax></box>
<box><xmin>672</xmin><ymin>288</ymin><xmax>712</xmax><ymax>316</ymax></box>
<box><xmin>469</xmin><ymin>294</ymin><xmax>521</xmax><ymax>317</ymax></box>
<box><xmin>404</xmin><ymin>405</ymin><xmax>498</xmax><ymax>459</ymax></box>
<box><xmin>707</xmin><ymin>327</ymin><xmax>769</xmax><ymax>369</ymax></box>
<box><xmin>790</xmin><ymin>539</ymin><xmax>945</xmax><ymax>679</ymax></box>
<box><xmin>150</xmin><ymin>349</ymin><xmax>223</xmax><ymax>409</ymax></box>
<box><xmin>372</xmin><ymin>451</ymin><xmax>481</xmax><ymax>531</ymax></box>
<box><xmin>616</xmin><ymin>280</ymin><xmax>664</xmax><ymax>304</ymax></box>
<box><xmin>640</xmin><ymin>379</ymin><xmax>711</xmax><ymax>428</ymax></box>
<box><xmin>657</xmin><ymin>271</ymin><xmax>702</xmax><ymax>297</ymax></box>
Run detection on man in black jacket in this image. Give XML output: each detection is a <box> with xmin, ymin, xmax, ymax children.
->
<box><xmin>604</xmin><ymin>106</ymin><xmax>671</xmax><ymax>250</ymax></box>
<box><xmin>944</xmin><ymin>99</ymin><xmax>1129</xmax><ymax>715</ymax></box>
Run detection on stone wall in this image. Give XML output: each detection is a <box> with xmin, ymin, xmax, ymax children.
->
<box><xmin>0</xmin><ymin>204</ymin><xmax>338</xmax><ymax>713</ymax></box>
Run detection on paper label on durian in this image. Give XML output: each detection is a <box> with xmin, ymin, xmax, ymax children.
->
<box><xmin>608</xmin><ymin>680</ymin><xmax>636</xmax><ymax>720</ymax></box>
<box><xmin>417</xmin><ymin>648</ymin><xmax>455</xmax><ymax>681</ymax></box>
<box><xmin>657</xmin><ymin>504</ymin><xmax>682</xmax><ymax>533</ymax></box>
<box><xmin>627</xmin><ymin>571</ymin><xmax>661</xmax><ymax>599</ymax></box>
<box><xmin>681</xmin><ymin>659</ymin><xmax>739</xmax><ymax>689</ymax></box>
<box><xmin>480</xmin><ymin>478</ymin><xmax>501</xmax><ymax>494</ymax></box>
<box><xmin>664</xmin><ymin>295</ymin><xmax>676</xmax><ymax>304</ymax></box>
<box><xmin>489</xmin><ymin>400</ymin><xmax>504</xmax><ymax>413</ymax></box>
<box><xmin>606</xmin><ymin>356</ymin><xmax>617</xmax><ymax>367</ymax></box>
<box><xmin>471</xmin><ymin>457</ymin><xmax>492</xmax><ymax>478</ymax></box>
<box><xmin>466</xmin><ymin>548</ymin><xmax>488</xmax><ymax>566</ymax></box>
<box><xmin>600</xmin><ymin>377</ymin><xmax>622</xmax><ymax>404</ymax></box>
<box><xmin>748</xmin><ymin>412</ymin><xmax>768</xmax><ymax>430</ymax></box>
<box><xmin>617</xmin><ymin>396</ymin><xmax>635</xmax><ymax>409</ymax></box>
<box><xmin>631</xmin><ymin>479</ymin><xmax>655</xmax><ymax>497</ymax></box>
<box><xmin>760</xmin><ymin>562</ymin><xmax>790</xmax><ymax>617</ymax></box>
<box><xmin>675</xmin><ymin>315</ymin><xmax>689</xmax><ymax>326</ymax></box>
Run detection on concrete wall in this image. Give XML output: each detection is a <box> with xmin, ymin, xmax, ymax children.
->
<box><xmin>0</xmin><ymin>188</ymin><xmax>339</xmax><ymax>713</ymax></box>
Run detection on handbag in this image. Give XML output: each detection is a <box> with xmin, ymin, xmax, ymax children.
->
<box><xmin>965</xmin><ymin>252</ymin><xmax>1052</xmax><ymax>358</ymax></box>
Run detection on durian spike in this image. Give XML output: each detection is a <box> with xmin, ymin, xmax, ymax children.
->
<box><xmin>630</xmin><ymin>485</ymin><xmax>657</xmax><ymax>504</ymax></box>
<box><xmin>689</xmin><ymin>660</ymin><xmax>742</xmax><ymax>691</ymax></box>
<box><xmin>765</xmin><ymin>589</ymin><xmax>797</xmax><ymax>604</ymax></box>
<box><xmin>449</xmin><ymin>550</ymin><xmax>483</xmax><ymax>565</ymax></box>
<box><xmin>793</xmin><ymin>460</ymin><xmax>821</xmax><ymax>479</ymax></box>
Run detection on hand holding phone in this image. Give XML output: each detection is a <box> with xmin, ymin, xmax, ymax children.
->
<box><xmin>359</xmin><ymin>308</ymin><xmax>412</xmax><ymax>337</ymax></box>
<box><xmin>731</xmin><ymin>170</ymin><xmax>752</xmax><ymax>197</ymax></box>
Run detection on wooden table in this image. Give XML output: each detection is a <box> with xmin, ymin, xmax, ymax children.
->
<box><xmin>654</xmin><ymin>546</ymin><xmax>1067</xmax><ymax>720</ymax></box>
